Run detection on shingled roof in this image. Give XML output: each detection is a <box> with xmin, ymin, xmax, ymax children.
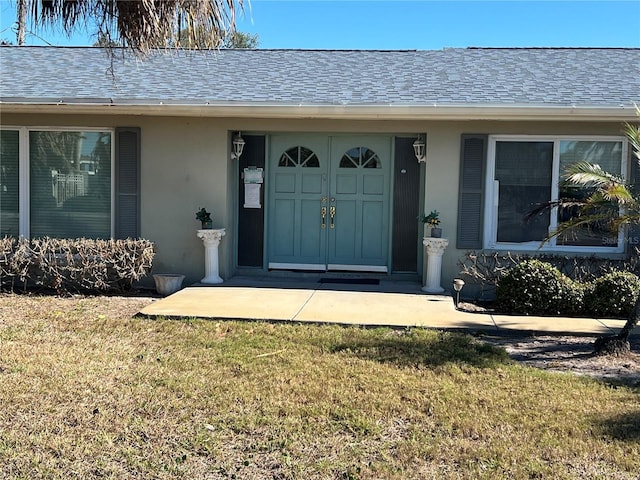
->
<box><xmin>1</xmin><ymin>46</ymin><xmax>638</xmax><ymax>118</ymax></box>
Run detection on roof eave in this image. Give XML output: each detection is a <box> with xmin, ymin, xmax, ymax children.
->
<box><xmin>0</xmin><ymin>101</ymin><xmax>637</xmax><ymax>122</ymax></box>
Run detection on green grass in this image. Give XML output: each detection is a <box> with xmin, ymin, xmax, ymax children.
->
<box><xmin>0</xmin><ymin>294</ymin><xmax>638</xmax><ymax>479</ymax></box>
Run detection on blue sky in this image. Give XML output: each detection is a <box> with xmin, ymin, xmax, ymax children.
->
<box><xmin>1</xmin><ymin>0</ymin><xmax>639</xmax><ymax>49</ymax></box>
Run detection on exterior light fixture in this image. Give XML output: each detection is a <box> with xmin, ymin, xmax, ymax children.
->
<box><xmin>452</xmin><ymin>278</ymin><xmax>465</xmax><ymax>308</ymax></box>
<box><xmin>232</xmin><ymin>132</ymin><xmax>245</xmax><ymax>159</ymax></box>
<box><xmin>413</xmin><ymin>134</ymin><xmax>426</xmax><ymax>163</ymax></box>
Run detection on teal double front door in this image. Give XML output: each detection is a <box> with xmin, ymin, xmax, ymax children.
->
<box><xmin>268</xmin><ymin>135</ymin><xmax>392</xmax><ymax>272</ymax></box>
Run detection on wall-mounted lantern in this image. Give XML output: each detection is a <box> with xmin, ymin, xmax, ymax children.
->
<box><xmin>232</xmin><ymin>132</ymin><xmax>245</xmax><ymax>159</ymax></box>
<box><xmin>413</xmin><ymin>134</ymin><xmax>426</xmax><ymax>163</ymax></box>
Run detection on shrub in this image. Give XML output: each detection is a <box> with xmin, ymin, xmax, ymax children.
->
<box><xmin>584</xmin><ymin>270</ymin><xmax>640</xmax><ymax>318</ymax></box>
<box><xmin>0</xmin><ymin>237</ymin><xmax>155</xmax><ymax>294</ymax></box>
<box><xmin>496</xmin><ymin>259</ymin><xmax>583</xmax><ymax>316</ymax></box>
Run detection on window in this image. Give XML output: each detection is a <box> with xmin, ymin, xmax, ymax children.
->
<box><xmin>340</xmin><ymin>147</ymin><xmax>381</xmax><ymax>169</ymax></box>
<box><xmin>278</xmin><ymin>146</ymin><xmax>319</xmax><ymax>167</ymax></box>
<box><xmin>0</xmin><ymin>128</ymin><xmax>113</xmax><ymax>239</ymax></box>
<box><xmin>485</xmin><ymin>136</ymin><xmax>626</xmax><ymax>252</ymax></box>
<box><xmin>556</xmin><ymin>141</ymin><xmax>623</xmax><ymax>247</ymax></box>
<box><xmin>494</xmin><ymin>141</ymin><xmax>553</xmax><ymax>243</ymax></box>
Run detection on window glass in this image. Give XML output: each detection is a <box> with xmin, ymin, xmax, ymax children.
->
<box><xmin>0</xmin><ymin>130</ymin><xmax>20</xmax><ymax>237</ymax></box>
<box><xmin>29</xmin><ymin>131</ymin><xmax>111</xmax><ymax>239</ymax></box>
<box><xmin>362</xmin><ymin>148</ymin><xmax>381</xmax><ymax>168</ymax></box>
<box><xmin>495</xmin><ymin>141</ymin><xmax>553</xmax><ymax>243</ymax></box>
<box><xmin>340</xmin><ymin>148</ymin><xmax>359</xmax><ymax>168</ymax></box>
<box><xmin>557</xmin><ymin>141</ymin><xmax>623</xmax><ymax>246</ymax></box>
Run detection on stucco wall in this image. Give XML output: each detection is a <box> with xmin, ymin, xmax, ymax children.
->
<box><xmin>139</xmin><ymin>117</ymin><xmax>230</xmax><ymax>283</ymax></box>
<box><xmin>3</xmin><ymin>113</ymin><xmax>626</xmax><ymax>292</ymax></box>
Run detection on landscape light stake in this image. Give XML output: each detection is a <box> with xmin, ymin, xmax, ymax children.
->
<box><xmin>453</xmin><ymin>278</ymin><xmax>465</xmax><ymax>308</ymax></box>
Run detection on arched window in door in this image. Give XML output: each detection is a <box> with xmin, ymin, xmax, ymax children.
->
<box><xmin>339</xmin><ymin>147</ymin><xmax>382</xmax><ymax>169</ymax></box>
<box><xmin>278</xmin><ymin>146</ymin><xmax>320</xmax><ymax>167</ymax></box>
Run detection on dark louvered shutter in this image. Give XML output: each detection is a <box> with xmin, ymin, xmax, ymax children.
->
<box><xmin>628</xmin><ymin>141</ymin><xmax>640</xmax><ymax>250</ymax></box>
<box><xmin>457</xmin><ymin>134</ymin><xmax>487</xmax><ymax>249</ymax></box>
<box><xmin>115</xmin><ymin>127</ymin><xmax>141</xmax><ymax>239</ymax></box>
<box><xmin>392</xmin><ymin>136</ymin><xmax>421</xmax><ymax>272</ymax></box>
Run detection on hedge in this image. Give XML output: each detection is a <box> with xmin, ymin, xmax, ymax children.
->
<box><xmin>496</xmin><ymin>259</ymin><xmax>639</xmax><ymax>318</ymax></box>
<box><xmin>0</xmin><ymin>237</ymin><xmax>155</xmax><ymax>294</ymax></box>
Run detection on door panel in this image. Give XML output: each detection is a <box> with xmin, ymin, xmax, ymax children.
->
<box><xmin>328</xmin><ymin>136</ymin><xmax>391</xmax><ymax>271</ymax></box>
<box><xmin>268</xmin><ymin>136</ymin><xmax>328</xmax><ymax>269</ymax></box>
<box><xmin>362</xmin><ymin>200</ymin><xmax>384</xmax><ymax>257</ymax></box>
<box><xmin>336</xmin><ymin>174</ymin><xmax>357</xmax><ymax>194</ymax></box>
<box><xmin>302</xmin><ymin>174</ymin><xmax>323</xmax><ymax>193</ymax></box>
<box><xmin>300</xmin><ymin>198</ymin><xmax>324</xmax><ymax>257</ymax></box>
<box><xmin>332</xmin><ymin>199</ymin><xmax>357</xmax><ymax>258</ymax></box>
<box><xmin>275</xmin><ymin>174</ymin><xmax>296</xmax><ymax>193</ymax></box>
<box><xmin>363</xmin><ymin>175</ymin><xmax>384</xmax><ymax>195</ymax></box>
<box><xmin>272</xmin><ymin>198</ymin><xmax>295</xmax><ymax>256</ymax></box>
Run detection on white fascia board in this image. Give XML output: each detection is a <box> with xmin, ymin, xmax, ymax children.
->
<box><xmin>1</xmin><ymin>101</ymin><xmax>638</xmax><ymax>121</ymax></box>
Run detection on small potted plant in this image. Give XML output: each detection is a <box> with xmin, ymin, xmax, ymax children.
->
<box><xmin>422</xmin><ymin>210</ymin><xmax>442</xmax><ymax>238</ymax></box>
<box><xmin>196</xmin><ymin>207</ymin><xmax>213</xmax><ymax>229</ymax></box>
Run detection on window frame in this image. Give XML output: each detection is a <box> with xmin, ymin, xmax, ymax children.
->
<box><xmin>0</xmin><ymin>126</ymin><xmax>116</xmax><ymax>239</ymax></box>
<box><xmin>484</xmin><ymin>134</ymin><xmax>628</xmax><ymax>253</ymax></box>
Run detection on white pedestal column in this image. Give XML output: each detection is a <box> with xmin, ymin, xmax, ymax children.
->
<box><xmin>197</xmin><ymin>228</ymin><xmax>226</xmax><ymax>284</ymax></box>
<box><xmin>422</xmin><ymin>237</ymin><xmax>449</xmax><ymax>293</ymax></box>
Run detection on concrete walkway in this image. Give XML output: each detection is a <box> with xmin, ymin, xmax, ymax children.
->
<box><xmin>138</xmin><ymin>276</ymin><xmax>637</xmax><ymax>337</ymax></box>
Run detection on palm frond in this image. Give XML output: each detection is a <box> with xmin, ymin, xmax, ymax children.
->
<box><xmin>546</xmin><ymin>211</ymin><xmax>617</xmax><ymax>242</ymax></box>
<box><xmin>524</xmin><ymin>199</ymin><xmax>578</xmax><ymax>222</ymax></box>
<box><xmin>600</xmin><ymin>183</ymin><xmax>634</xmax><ymax>204</ymax></box>
<box><xmin>579</xmin><ymin>187</ymin><xmax>633</xmax><ymax>206</ymax></box>
<box><xmin>562</xmin><ymin>161</ymin><xmax>625</xmax><ymax>188</ymax></box>
<box><xmin>525</xmin><ymin>195</ymin><xmax>616</xmax><ymax>222</ymax></box>
<box><xmin>614</xmin><ymin>211</ymin><xmax>640</xmax><ymax>228</ymax></box>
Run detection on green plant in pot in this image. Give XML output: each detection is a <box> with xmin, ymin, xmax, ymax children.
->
<box><xmin>422</xmin><ymin>210</ymin><xmax>442</xmax><ymax>238</ymax></box>
<box><xmin>196</xmin><ymin>207</ymin><xmax>213</xmax><ymax>229</ymax></box>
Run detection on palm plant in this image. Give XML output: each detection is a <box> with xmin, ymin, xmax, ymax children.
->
<box><xmin>533</xmin><ymin>108</ymin><xmax>640</xmax><ymax>354</ymax></box>
<box><xmin>24</xmin><ymin>0</ymin><xmax>244</xmax><ymax>52</ymax></box>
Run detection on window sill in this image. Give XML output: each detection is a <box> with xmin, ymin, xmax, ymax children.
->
<box><xmin>484</xmin><ymin>242</ymin><xmax>625</xmax><ymax>255</ymax></box>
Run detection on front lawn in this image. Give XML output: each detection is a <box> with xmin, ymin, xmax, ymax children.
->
<box><xmin>0</xmin><ymin>295</ymin><xmax>638</xmax><ymax>479</ymax></box>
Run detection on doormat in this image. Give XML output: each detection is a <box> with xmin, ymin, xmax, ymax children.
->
<box><xmin>318</xmin><ymin>278</ymin><xmax>380</xmax><ymax>285</ymax></box>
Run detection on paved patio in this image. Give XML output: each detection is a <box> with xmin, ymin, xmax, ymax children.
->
<box><xmin>138</xmin><ymin>276</ymin><xmax>636</xmax><ymax>337</ymax></box>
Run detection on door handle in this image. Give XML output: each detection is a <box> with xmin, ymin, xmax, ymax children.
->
<box><xmin>329</xmin><ymin>206</ymin><xmax>336</xmax><ymax>229</ymax></box>
<box><xmin>321</xmin><ymin>206</ymin><xmax>327</xmax><ymax>228</ymax></box>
